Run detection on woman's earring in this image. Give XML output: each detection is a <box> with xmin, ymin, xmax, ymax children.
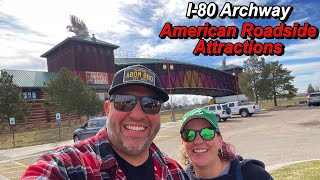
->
<box><xmin>218</xmin><ymin>148</ymin><xmax>224</xmax><ymax>158</ymax></box>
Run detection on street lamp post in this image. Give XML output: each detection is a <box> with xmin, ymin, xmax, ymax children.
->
<box><xmin>232</xmin><ymin>70</ymin><xmax>240</xmax><ymax>101</ymax></box>
<box><xmin>163</xmin><ymin>63</ymin><xmax>176</xmax><ymax>122</ymax></box>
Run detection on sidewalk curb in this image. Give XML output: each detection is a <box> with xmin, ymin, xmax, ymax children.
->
<box><xmin>266</xmin><ymin>158</ymin><xmax>320</xmax><ymax>172</ymax></box>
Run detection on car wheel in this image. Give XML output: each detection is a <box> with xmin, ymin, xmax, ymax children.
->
<box><xmin>240</xmin><ymin>110</ymin><xmax>249</xmax><ymax>117</ymax></box>
<box><xmin>215</xmin><ymin>115</ymin><xmax>221</xmax><ymax>122</ymax></box>
<box><xmin>248</xmin><ymin>113</ymin><xmax>253</xmax><ymax>116</ymax></box>
<box><xmin>222</xmin><ymin>118</ymin><xmax>228</xmax><ymax>121</ymax></box>
<box><xmin>308</xmin><ymin>103</ymin><xmax>311</xmax><ymax>107</ymax></box>
<box><xmin>74</xmin><ymin>135</ymin><xmax>80</xmax><ymax>142</ymax></box>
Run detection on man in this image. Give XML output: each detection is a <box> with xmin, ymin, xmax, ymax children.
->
<box><xmin>22</xmin><ymin>65</ymin><xmax>189</xmax><ymax>180</ymax></box>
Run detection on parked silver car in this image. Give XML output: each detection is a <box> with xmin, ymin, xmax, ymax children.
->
<box><xmin>73</xmin><ymin>116</ymin><xmax>107</xmax><ymax>142</ymax></box>
<box><xmin>308</xmin><ymin>92</ymin><xmax>320</xmax><ymax>106</ymax></box>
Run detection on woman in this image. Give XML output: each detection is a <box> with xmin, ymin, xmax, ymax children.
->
<box><xmin>180</xmin><ymin>108</ymin><xmax>273</xmax><ymax>180</ymax></box>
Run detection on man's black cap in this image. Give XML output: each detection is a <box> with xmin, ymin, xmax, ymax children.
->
<box><xmin>108</xmin><ymin>65</ymin><xmax>169</xmax><ymax>102</ymax></box>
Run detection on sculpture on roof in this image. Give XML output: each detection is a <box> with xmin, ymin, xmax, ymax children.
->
<box><xmin>66</xmin><ymin>15</ymin><xmax>89</xmax><ymax>37</ymax></box>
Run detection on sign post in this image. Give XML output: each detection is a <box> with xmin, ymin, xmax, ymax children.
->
<box><xmin>56</xmin><ymin>113</ymin><xmax>61</xmax><ymax>141</ymax></box>
<box><xmin>9</xmin><ymin>117</ymin><xmax>16</xmax><ymax>147</ymax></box>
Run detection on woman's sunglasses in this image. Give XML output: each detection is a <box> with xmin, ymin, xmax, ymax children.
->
<box><xmin>110</xmin><ymin>94</ymin><xmax>163</xmax><ymax>114</ymax></box>
<box><xmin>180</xmin><ymin>127</ymin><xmax>216</xmax><ymax>142</ymax></box>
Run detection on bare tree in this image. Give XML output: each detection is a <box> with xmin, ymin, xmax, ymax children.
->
<box><xmin>180</xmin><ymin>96</ymin><xmax>190</xmax><ymax>108</ymax></box>
<box><xmin>192</xmin><ymin>97</ymin><xmax>199</xmax><ymax>105</ymax></box>
<box><xmin>201</xmin><ymin>97</ymin><xmax>210</xmax><ymax>105</ymax></box>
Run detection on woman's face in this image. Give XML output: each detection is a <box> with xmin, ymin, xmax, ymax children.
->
<box><xmin>182</xmin><ymin>118</ymin><xmax>223</xmax><ymax>167</ymax></box>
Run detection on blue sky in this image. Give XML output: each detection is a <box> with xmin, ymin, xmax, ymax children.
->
<box><xmin>0</xmin><ymin>0</ymin><xmax>319</xmax><ymax>93</ymax></box>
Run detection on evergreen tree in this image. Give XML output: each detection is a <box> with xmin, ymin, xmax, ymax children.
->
<box><xmin>240</xmin><ymin>55</ymin><xmax>264</xmax><ymax>103</ymax></box>
<box><xmin>240</xmin><ymin>58</ymin><xmax>297</xmax><ymax>106</ymax></box>
<box><xmin>307</xmin><ymin>84</ymin><xmax>315</xmax><ymax>94</ymax></box>
<box><xmin>43</xmin><ymin>68</ymin><xmax>103</xmax><ymax>126</ymax></box>
<box><xmin>0</xmin><ymin>71</ymin><xmax>30</xmax><ymax>124</ymax></box>
<box><xmin>259</xmin><ymin>61</ymin><xmax>297</xmax><ymax>106</ymax></box>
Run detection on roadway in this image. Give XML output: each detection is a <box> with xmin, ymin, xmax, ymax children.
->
<box><xmin>0</xmin><ymin>105</ymin><xmax>320</xmax><ymax>179</ymax></box>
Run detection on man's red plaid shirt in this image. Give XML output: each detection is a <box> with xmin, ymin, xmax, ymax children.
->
<box><xmin>22</xmin><ymin>129</ymin><xmax>189</xmax><ymax>180</ymax></box>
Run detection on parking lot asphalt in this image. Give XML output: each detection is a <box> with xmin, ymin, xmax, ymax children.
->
<box><xmin>1</xmin><ymin>105</ymin><xmax>320</xmax><ymax>179</ymax></box>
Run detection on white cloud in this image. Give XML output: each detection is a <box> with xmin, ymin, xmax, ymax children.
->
<box><xmin>286</xmin><ymin>17</ymin><xmax>310</xmax><ymax>26</ymax></box>
<box><xmin>278</xmin><ymin>40</ymin><xmax>320</xmax><ymax>61</ymax></box>
<box><xmin>137</xmin><ymin>28</ymin><xmax>154</xmax><ymax>37</ymax></box>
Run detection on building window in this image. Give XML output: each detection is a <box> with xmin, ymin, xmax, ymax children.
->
<box><xmin>22</xmin><ymin>92</ymin><xmax>37</xmax><ymax>100</ymax></box>
<box><xmin>77</xmin><ymin>45</ymin><xmax>81</xmax><ymax>52</ymax></box>
<box><xmin>106</xmin><ymin>49</ymin><xmax>110</xmax><ymax>55</ymax></box>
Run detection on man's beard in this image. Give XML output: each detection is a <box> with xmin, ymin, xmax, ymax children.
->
<box><xmin>106</xmin><ymin>120</ymin><xmax>160</xmax><ymax>155</ymax></box>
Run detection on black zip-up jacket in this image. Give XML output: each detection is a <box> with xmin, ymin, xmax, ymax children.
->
<box><xmin>185</xmin><ymin>159</ymin><xmax>273</xmax><ymax>180</ymax></box>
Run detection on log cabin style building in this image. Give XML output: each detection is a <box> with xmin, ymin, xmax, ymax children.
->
<box><xmin>1</xmin><ymin>34</ymin><xmax>120</xmax><ymax>131</ymax></box>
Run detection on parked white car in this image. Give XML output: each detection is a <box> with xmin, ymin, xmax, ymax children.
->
<box><xmin>226</xmin><ymin>101</ymin><xmax>260</xmax><ymax>117</ymax></box>
<box><xmin>203</xmin><ymin>104</ymin><xmax>231</xmax><ymax>121</ymax></box>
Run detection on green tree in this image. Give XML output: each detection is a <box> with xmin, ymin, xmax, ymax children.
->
<box><xmin>307</xmin><ymin>84</ymin><xmax>315</xmax><ymax>94</ymax></box>
<box><xmin>240</xmin><ymin>55</ymin><xmax>265</xmax><ymax>103</ymax></box>
<box><xmin>44</xmin><ymin>68</ymin><xmax>103</xmax><ymax>126</ymax></box>
<box><xmin>0</xmin><ymin>71</ymin><xmax>30</xmax><ymax>124</ymax></box>
<box><xmin>239</xmin><ymin>72</ymin><xmax>255</xmax><ymax>101</ymax></box>
<box><xmin>75</xmin><ymin>86</ymin><xmax>104</xmax><ymax>118</ymax></box>
<box><xmin>259</xmin><ymin>61</ymin><xmax>297</xmax><ymax>106</ymax></box>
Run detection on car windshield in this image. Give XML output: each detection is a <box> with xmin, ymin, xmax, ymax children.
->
<box><xmin>309</xmin><ymin>93</ymin><xmax>320</xmax><ymax>97</ymax></box>
<box><xmin>88</xmin><ymin>117</ymin><xmax>106</xmax><ymax>128</ymax></box>
<box><xmin>221</xmin><ymin>104</ymin><xmax>228</xmax><ymax>109</ymax></box>
<box><xmin>238</xmin><ymin>101</ymin><xmax>250</xmax><ymax>106</ymax></box>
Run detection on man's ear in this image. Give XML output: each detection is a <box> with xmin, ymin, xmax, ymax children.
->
<box><xmin>104</xmin><ymin>101</ymin><xmax>110</xmax><ymax>116</ymax></box>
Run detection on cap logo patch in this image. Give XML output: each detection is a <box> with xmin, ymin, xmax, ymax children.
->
<box><xmin>123</xmin><ymin>67</ymin><xmax>155</xmax><ymax>85</ymax></box>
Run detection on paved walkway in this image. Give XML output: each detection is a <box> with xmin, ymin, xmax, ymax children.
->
<box><xmin>0</xmin><ymin>140</ymin><xmax>73</xmax><ymax>164</ymax></box>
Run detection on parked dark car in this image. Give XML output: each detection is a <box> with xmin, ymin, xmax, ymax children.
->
<box><xmin>73</xmin><ymin>116</ymin><xmax>107</xmax><ymax>142</ymax></box>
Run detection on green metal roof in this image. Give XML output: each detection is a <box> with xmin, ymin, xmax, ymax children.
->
<box><xmin>2</xmin><ymin>69</ymin><xmax>57</xmax><ymax>88</ymax></box>
<box><xmin>41</xmin><ymin>34</ymin><xmax>120</xmax><ymax>57</ymax></box>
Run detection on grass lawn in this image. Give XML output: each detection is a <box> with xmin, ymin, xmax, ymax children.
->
<box><xmin>271</xmin><ymin>160</ymin><xmax>320</xmax><ymax>180</ymax></box>
<box><xmin>259</xmin><ymin>97</ymin><xmax>307</xmax><ymax>109</ymax></box>
<box><xmin>160</xmin><ymin>109</ymin><xmax>189</xmax><ymax>123</ymax></box>
<box><xmin>0</xmin><ymin>126</ymin><xmax>78</xmax><ymax>149</ymax></box>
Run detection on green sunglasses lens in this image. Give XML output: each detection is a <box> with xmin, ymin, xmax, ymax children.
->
<box><xmin>181</xmin><ymin>128</ymin><xmax>215</xmax><ymax>142</ymax></box>
<box><xmin>200</xmin><ymin>128</ymin><xmax>215</xmax><ymax>141</ymax></box>
<box><xmin>187</xmin><ymin>130</ymin><xmax>196</xmax><ymax>142</ymax></box>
